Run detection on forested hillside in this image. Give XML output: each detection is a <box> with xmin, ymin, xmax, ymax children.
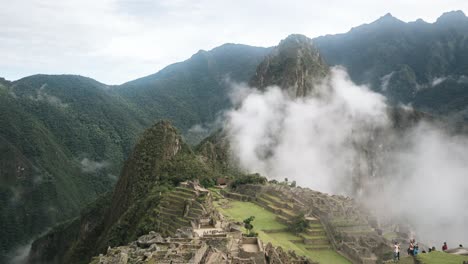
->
<box><xmin>0</xmin><ymin>45</ymin><xmax>268</xmax><ymax>261</ymax></box>
<box><xmin>117</xmin><ymin>44</ymin><xmax>270</xmax><ymax>141</ymax></box>
<box><xmin>314</xmin><ymin>10</ymin><xmax>468</xmax><ymax>118</ymax></box>
<box><xmin>0</xmin><ymin>75</ymin><xmax>144</xmax><ymax>260</ymax></box>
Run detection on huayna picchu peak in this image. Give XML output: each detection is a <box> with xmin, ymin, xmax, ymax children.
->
<box><xmin>250</xmin><ymin>34</ymin><xmax>329</xmax><ymax>98</ymax></box>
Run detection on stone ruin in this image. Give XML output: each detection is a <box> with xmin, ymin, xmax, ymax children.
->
<box><xmin>91</xmin><ymin>181</ymin><xmax>312</xmax><ymax>264</ymax></box>
<box><xmin>228</xmin><ymin>183</ymin><xmax>407</xmax><ymax>263</ymax></box>
<box><xmin>92</xmin><ymin>226</ymin><xmax>312</xmax><ymax>263</ymax></box>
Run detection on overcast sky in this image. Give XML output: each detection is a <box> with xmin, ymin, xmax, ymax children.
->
<box><xmin>1</xmin><ymin>0</ymin><xmax>467</xmax><ymax>84</ymax></box>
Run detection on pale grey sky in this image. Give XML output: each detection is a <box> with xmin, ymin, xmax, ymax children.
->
<box><xmin>1</xmin><ymin>0</ymin><xmax>467</xmax><ymax>84</ymax></box>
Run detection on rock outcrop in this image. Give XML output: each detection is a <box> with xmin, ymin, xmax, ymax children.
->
<box><xmin>250</xmin><ymin>34</ymin><xmax>329</xmax><ymax>98</ymax></box>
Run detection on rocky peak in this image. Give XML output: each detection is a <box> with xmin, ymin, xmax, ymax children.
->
<box><xmin>250</xmin><ymin>34</ymin><xmax>329</xmax><ymax>98</ymax></box>
<box><xmin>371</xmin><ymin>13</ymin><xmax>405</xmax><ymax>27</ymax></box>
<box><xmin>0</xmin><ymin>77</ymin><xmax>10</xmax><ymax>87</ymax></box>
<box><xmin>436</xmin><ymin>10</ymin><xmax>468</xmax><ymax>24</ymax></box>
<box><xmin>106</xmin><ymin>120</ymin><xmax>184</xmax><ymax>226</ymax></box>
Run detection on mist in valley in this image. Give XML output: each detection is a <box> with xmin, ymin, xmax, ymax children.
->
<box><xmin>224</xmin><ymin>67</ymin><xmax>468</xmax><ymax>248</ymax></box>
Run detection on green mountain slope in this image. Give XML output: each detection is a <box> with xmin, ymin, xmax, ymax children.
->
<box><xmin>314</xmin><ymin>10</ymin><xmax>468</xmax><ymax>117</ymax></box>
<box><xmin>0</xmin><ymin>44</ymin><xmax>268</xmax><ymax>261</ymax></box>
<box><xmin>0</xmin><ymin>74</ymin><xmax>169</xmax><ymax>261</ymax></box>
<box><xmin>27</xmin><ymin>121</ymin><xmax>240</xmax><ymax>264</ymax></box>
<box><xmin>117</xmin><ymin>44</ymin><xmax>269</xmax><ymax>141</ymax></box>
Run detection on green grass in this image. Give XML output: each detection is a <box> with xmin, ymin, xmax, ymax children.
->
<box><xmin>383</xmin><ymin>232</ymin><xmax>398</xmax><ymax>240</ymax></box>
<box><xmin>215</xmin><ymin>199</ymin><xmax>350</xmax><ymax>264</ymax></box>
<box><xmin>215</xmin><ymin>200</ymin><xmax>286</xmax><ymax>230</ymax></box>
<box><xmin>300</xmin><ymin>233</ymin><xmax>328</xmax><ymax>240</ymax></box>
<box><xmin>396</xmin><ymin>251</ymin><xmax>468</xmax><ymax>264</ymax></box>
<box><xmin>417</xmin><ymin>251</ymin><xmax>468</xmax><ymax>264</ymax></box>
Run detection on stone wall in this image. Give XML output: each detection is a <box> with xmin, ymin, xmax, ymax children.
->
<box><xmin>190</xmin><ymin>243</ymin><xmax>209</xmax><ymax>264</ymax></box>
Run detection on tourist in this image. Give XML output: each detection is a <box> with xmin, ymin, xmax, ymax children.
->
<box><xmin>409</xmin><ymin>239</ymin><xmax>415</xmax><ymax>256</ymax></box>
<box><xmin>414</xmin><ymin>244</ymin><xmax>419</xmax><ymax>255</ymax></box>
<box><xmin>394</xmin><ymin>242</ymin><xmax>400</xmax><ymax>262</ymax></box>
<box><xmin>442</xmin><ymin>242</ymin><xmax>448</xmax><ymax>251</ymax></box>
<box><xmin>432</xmin><ymin>246</ymin><xmax>436</xmax><ymax>252</ymax></box>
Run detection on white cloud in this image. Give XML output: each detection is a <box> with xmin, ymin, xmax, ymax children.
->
<box><xmin>1</xmin><ymin>0</ymin><xmax>467</xmax><ymax>84</ymax></box>
<box><xmin>226</xmin><ymin>67</ymin><xmax>388</xmax><ymax>192</ymax></box>
<box><xmin>380</xmin><ymin>71</ymin><xmax>394</xmax><ymax>91</ymax></box>
<box><xmin>28</xmin><ymin>84</ymin><xmax>68</xmax><ymax>108</ymax></box>
<box><xmin>80</xmin><ymin>158</ymin><xmax>110</xmax><ymax>173</ymax></box>
<box><xmin>225</xmin><ymin>66</ymin><xmax>468</xmax><ymax>247</ymax></box>
<box><xmin>432</xmin><ymin>77</ymin><xmax>447</xmax><ymax>86</ymax></box>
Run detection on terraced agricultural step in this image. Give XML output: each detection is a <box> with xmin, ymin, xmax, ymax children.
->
<box><xmin>160</xmin><ymin>207</ymin><xmax>185</xmax><ymax>216</ymax></box>
<box><xmin>305</xmin><ymin>245</ymin><xmax>332</xmax><ymax>250</ymax></box>
<box><xmin>165</xmin><ymin>194</ymin><xmax>190</xmax><ymax>205</ymax></box>
<box><xmin>259</xmin><ymin>194</ymin><xmax>292</xmax><ymax>209</ymax></box>
<box><xmin>305</xmin><ymin>216</ymin><xmax>320</xmax><ymax>225</ymax></box>
<box><xmin>158</xmin><ymin>215</ymin><xmax>188</xmax><ymax>229</ymax></box>
<box><xmin>302</xmin><ymin>237</ymin><xmax>329</xmax><ymax>245</ymax></box>
<box><xmin>278</xmin><ymin>208</ymin><xmax>298</xmax><ymax>219</ymax></box>
<box><xmin>261</xmin><ymin>202</ymin><xmax>298</xmax><ymax>220</ymax></box>
<box><xmin>171</xmin><ymin>217</ymin><xmax>190</xmax><ymax>226</ymax></box>
<box><xmin>161</xmin><ymin>196</ymin><xmax>187</xmax><ymax>206</ymax></box>
<box><xmin>158</xmin><ymin>210</ymin><xmax>185</xmax><ymax>220</ymax></box>
<box><xmin>170</xmin><ymin>190</ymin><xmax>195</xmax><ymax>199</ymax></box>
<box><xmin>187</xmin><ymin>212</ymin><xmax>203</xmax><ymax>219</ymax></box>
<box><xmin>289</xmin><ymin>239</ymin><xmax>304</xmax><ymax>244</ymax></box>
<box><xmin>175</xmin><ymin>187</ymin><xmax>198</xmax><ymax>195</ymax></box>
<box><xmin>158</xmin><ymin>221</ymin><xmax>178</xmax><ymax>235</ymax></box>
<box><xmin>276</xmin><ymin>215</ymin><xmax>292</xmax><ymax>224</ymax></box>
<box><xmin>306</xmin><ymin>228</ymin><xmax>326</xmax><ymax>236</ymax></box>
<box><xmin>255</xmin><ymin>197</ymin><xmax>271</xmax><ymax>208</ymax></box>
<box><xmin>262</xmin><ymin>228</ymin><xmax>289</xmax><ymax>233</ymax></box>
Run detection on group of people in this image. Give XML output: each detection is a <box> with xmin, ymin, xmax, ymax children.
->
<box><xmin>393</xmin><ymin>240</ymin><xmax>461</xmax><ymax>262</ymax></box>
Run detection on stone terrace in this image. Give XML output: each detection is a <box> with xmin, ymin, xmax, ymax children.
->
<box><xmin>229</xmin><ymin>184</ymin><xmax>407</xmax><ymax>263</ymax></box>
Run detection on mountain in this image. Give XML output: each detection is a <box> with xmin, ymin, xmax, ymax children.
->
<box><xmin>251</xmin><ymin>34</ymin><xmax>329</xmax><ymax>97</ymax></box>
<box><xmin>314</xmin><ymin>10</ymin><xmax>468</xmax><ymax>118</ymax></box>
<box><xmin>0</xmin><ymin>44</ymin><xmax>268</xmax><ymax>261</ymax></box>
<box><xmin>117</xmin><ymin>44</ymin><xmax>270</xmax><ymax>142</ymax></box>
<box><xmin>0</xmin><ymin>75</ymin><xmax>146</xmax><ymax>261</ymax></box>
<box><xmin>27</xmin><ymin>121</ymin><xmax>242</xmax><ymax>264</ymax></box>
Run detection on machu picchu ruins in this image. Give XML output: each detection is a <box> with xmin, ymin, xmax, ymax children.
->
<box><xmin>91</xmin><ymin>180</ymin><xmax>411</xmax><ymax>263</ymax></box>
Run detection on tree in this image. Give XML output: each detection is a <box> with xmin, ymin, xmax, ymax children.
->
<box><xmin>290</xmin><ymin>180</ymin><xmax>296</xmax><ymax>187</ymax></box>
<box><xmin>289</xmin><ymin>213</ymin><xmax>309</xmax><ymax>234</ymax></box>
<box><xmin>230</xmin><ymin>173</ymin><xmax>267</xmax><ymax>189</ymax></box>
<box><xmin>243</xmin><ymin>216</ymin><xmax>256</xmax><ymax>236</ymax></box>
